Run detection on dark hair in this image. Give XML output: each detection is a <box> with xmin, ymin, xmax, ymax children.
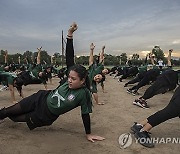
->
<box><xmin>40</xmin><ymin>71</ymin><xmax>49</xmax><ymax>81</ymax></box>
<box><xmin>69</xmin><ymin>65</ymin><xmax>92</xmax><ymax>110</ymax></box>
<box><xmin>97</xmin><ymin>74</ymin><xmax>105</xmax><ymax>84</ymax></box>
<box><xmin>69</xmin><ymin>64</ymin><xmax>90</xmax><ymax>90</ymax></box>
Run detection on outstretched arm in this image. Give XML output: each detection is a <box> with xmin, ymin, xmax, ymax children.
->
<box><xmin>25</xmin><ymin>56</ymin><xmax>29</xmax><ymax>64</ymax></box>
<box><xmin>99</xmin><ymin>45</ymin><xmax>105</xmax><ymax>64</ymax></box>
<box><xmin>144</xmin><ymin>53</ymin><xmax>149</xmax><ymax>65</ymax></box>
<box><xmin>18</xmin><ymin>56</ymin><xmax>21</xmax><ymax>64</ymax></box>
<box><xmin>37</xmin><ymin>46</ymin><xmax>42</xmax><ymax>64</ymax></box>
<box><xmin>167</xmin><ymin>49</ymin><xmax>173</xmax><ymax>67</ymax></box>
<box><xmin>4</xmin><ymin>50</ymin><xmax>8</xmax><ymax>64</ymax></box>
<box><xmin>149</xmin><ymin>53</ymin><xmax>155</xmax><ymax>65</ymax></box>
<box><xmin>66</xmin><ymin>22</ymin><xmax>78</xmax><ymax>69</ymax></box>
<box><xmin>89</xmin><ymin>43</ymin><xmax>95</xmax><ymax>66</ymax></box>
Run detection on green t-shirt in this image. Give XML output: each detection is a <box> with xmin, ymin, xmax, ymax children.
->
<box><xmin>0</xmin><ymin>66</ymin><xmax>4</xmax><ymax>72</ymax></box>
<box><xmin>153</xmin><ymin>65</ymin><xmax>158</xmax><ymax>69</ymax></box>
<box><xmin>29</xmin><ymin>64</ymin><xmax>42</xmax><ymax>79</ymax></box>
<box><xmin>46</xmin><ymin>82</ymin><xmax>92</xmax><ymax>115</ymax></box>
<box><xmin>28</xmin><ymin>64</ymin><xmax>47</xmax><ymax>84</ymax></box>
<box><xmin>88</xmin><ymin>63</ymin><xmax>104</xmax><ymax>93</ymax></box>
<box><xmin>138</xmin><ymin>65</ymin><xmax>147</xmax><ymax>73</ymax></box>
<box><xmin>0</xmin><ymin>72</ymin><xmax>17</xmax><ymax>85</ymax></box>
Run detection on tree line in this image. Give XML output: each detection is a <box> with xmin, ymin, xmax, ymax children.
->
<box><xmin>1</xmin><ymin>47</ymin><xmax>180</xmax><ymax>66</ymax></box>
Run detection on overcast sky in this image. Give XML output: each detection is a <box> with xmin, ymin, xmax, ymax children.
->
<box><xmin>0</xmin><ymin>0</ymin><xmax>180</xmax><ymax>58</ymax></box>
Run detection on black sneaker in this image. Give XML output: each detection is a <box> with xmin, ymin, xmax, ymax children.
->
<box><xmin>131</xmin><ymin>122</ymin><xmax>143</xmax><ymax>134</ymax></box>
<box><xmin>132</xmin><ymin>90</ymin><xmax>139</xmax><ymax>96</ymax></box>
<box><xmin>134</xmin><ymin>131</ymin><xmax>155</xmax><ymax>148</ymax></box>
<box><xmin>133</xmin><ymin>99</ymin><xmax>149</xmax><ymax>109</ymax></box>
<box><xmin>124</xmin><ymin>83</ymin><xmax>128</xmax><ymax>87</ymax></box>
<box><xmin>127</xmin><ymin>89</ymin><xmax>132</xmax><ymax>94</ymax></box>
<box><xmin>119</xmin><ymin>78</ymin><xmax>122</xmax><ymax>82</ymax></box>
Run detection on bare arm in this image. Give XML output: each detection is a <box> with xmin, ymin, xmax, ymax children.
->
<box><xmin>89</xmin><ymin>43</ymin><xmax>95</xmax><ymax>66</ymax></box>
<box><xmin>18</xmin><ymin>56</ymin><xmax>21</xmax><ymax>64</ymax></box>
<box><xmin>99</xmin><ymin>45</ymin><xmax>105</xmax><ymax>64</ymax></box>
<box><xmin>167</xmin><ymin>49</ymin><xmax>173</xmax><ymax>67</ymax></box>
<box><xmin>25</xmin><ymin>57</ymin><xmax>29</xmax><ymax>64</ymax></box>
<box><xmin>37</xmin><ymin>46</ymin><xmax>42</xmax><ymax>64</ymax></box>
<box><xmin>149</xmin><ymin>53</ymin><xmax>155</xmax><ymax>65</ymax></box>
<box><xmin>4</xmin><ymin>50</ymin><xmax>8</xmax><ymax>64</ymax></box>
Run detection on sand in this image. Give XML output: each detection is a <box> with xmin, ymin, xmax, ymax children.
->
<box><xmin>0</xmin><ymin>76</ymin><xmax>179</xmax><ymax>154</ymax></box>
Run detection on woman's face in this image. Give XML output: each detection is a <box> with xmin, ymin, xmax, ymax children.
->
<box><xmin>68</xmin><ymin>70</ymin><xmax>85</xmax><ymax>89</ymax></box>
<box><xmin>94</xmin><ymin>74</ymin><xmax>102</xmax><ymax>82</ymax></box>
<box><xmin>102</xmin><ymin>68</ymin><xmax>109</xmax><ymax>75</ymax></box>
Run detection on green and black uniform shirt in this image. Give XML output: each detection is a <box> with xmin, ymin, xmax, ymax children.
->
<box><xmin>29</xmin><ymin>64</ymin><xmax>42</xmax><ymax>79</ymax></box>
<box><xmin>88</xmin><ymin>63</ymin><xmax>104</xmax><ymax>93</ymax></box>
<box><xmin>0</xmin><ymin>66</ymin><xmax>5</xmax><ymax>72</ymax></box>
<box><xmin>46</xmin><ymin>82</ymin><xmax>92</xmax><ymax>116</ymax></box>
<box><xmin>138</xmin><ymin>65</ymin><xmax>147</xmax><ymax>74</ymax></box>
<box><xmin>0</xmin><ymin>72</ymin><xmax>17</xmax><ymax>85</ymax></box>
<box><xmin>29</xmin><ymin>64</ymin><xmax>46</xmax><ymax>84</ymax></box>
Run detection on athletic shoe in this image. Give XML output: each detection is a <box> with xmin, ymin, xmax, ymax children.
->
<box><xmin>124</xmin><ymin>83</ymin><xmax>128</xmax><ymax>87</ymax></box>
<box><xmin>131</xmin><ymin>122</ymin><xmax>143</xmax><ymax>134</ymax></box>
<box><xmin>134</xmin><ymin>130</ymin><xmax>155</xmax><ymax>148</ymax></box>
<box><xmin>127</xmin><ymin>89</ymin><xmax>133</xmax><ymax>94</ymax></box>
<box><xmin>131</xmin><ymin>90</ymin><xmax>139</xmax><ymax>96</ymax></box>
<box><xmin>133</xmin><ymin>99</ymin><xmax>149</xmax><ymax>109</ymax></box>
<box><xmin>0</xmin><ymin>85</ymin><xmax>8</xmax><ymax>91</ymax></box>
<box><xmin>118</xmin><ymin>78</ymin><xmax>122</xmax><ymax>82</ymax></box>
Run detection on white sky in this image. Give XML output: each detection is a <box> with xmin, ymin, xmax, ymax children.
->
<box><xmin>0</xmin><ymin>0</ymin><xmax>180</xmax><ymax>58</ymax></box>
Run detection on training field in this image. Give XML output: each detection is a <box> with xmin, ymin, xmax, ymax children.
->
<box><xmin>0</xmin><ymin>76</ymin><xmax>179</xmax><ymax>154</ymax></box>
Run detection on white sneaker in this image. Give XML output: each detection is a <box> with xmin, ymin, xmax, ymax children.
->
<box><xmin>0</xmin><ymin>86</ymin><xmax>8</xmax><ymax>91</ymax></box>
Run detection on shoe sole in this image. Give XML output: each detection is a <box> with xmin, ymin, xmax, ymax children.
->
<box><xmin>127</xmin><ymin>90</ymin><xmax>132</xmax><ymax>94</ymax></box>
<box><xmin>133</xmin><ymin>101</ymin><xmax>148</xmax><ymax>109</ymax></box>
<box><xmin>132</xmin><ymin>93</ymin><xmax>136</xmax><ymax>96</ymax></box>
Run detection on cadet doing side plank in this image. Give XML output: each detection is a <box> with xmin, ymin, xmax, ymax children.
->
<box><xmin>0</xmin><ymin>22</ymin><xmax>105</xmax><ymax>143</ymax></box>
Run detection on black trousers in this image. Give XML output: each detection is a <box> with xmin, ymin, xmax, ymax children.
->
<box><xmin>147</xmin><ymin>86</ymin><xmax>180</xmax><ymax>127</ymax></box>
<box><xmin>142</xmin><ymin>78</ymin><xmax>169</xmax><ymax>100</ymax></box>
<box><xmin>130</xmin><ymin>76</ymin><xmax>150</xmax><ymax>91</ymax></box>
<box><xmin>126</xmin><ymin>72</ymin><xmax>145</xmax><ymax>85</ymax></box>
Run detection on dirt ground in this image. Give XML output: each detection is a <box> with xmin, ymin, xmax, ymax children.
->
<box><xmin>0</xmin><ymin>76</ymin><xmax>179</xmax><ymax>154</ymax></box>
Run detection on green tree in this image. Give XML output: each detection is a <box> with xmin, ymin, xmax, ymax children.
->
<box><xmin>120</xmin><ymin>53</ymin><xmax>127</xmax><ymax>65</ymax></box>
<box><xmin>152</xmin><ymin>46</ymin><xmax>165</xmax><ymax>61</ymax></box>
<box><xmin>132</xmin><ymin>53</ymin><xmax>139</xmax><ymax>60</ymax></box>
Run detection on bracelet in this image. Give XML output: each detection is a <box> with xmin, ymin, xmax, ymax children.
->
<box><xmin>67</xmin><ymin>35</ymin><xmax>73</xmax><ymax>38</ymax></box>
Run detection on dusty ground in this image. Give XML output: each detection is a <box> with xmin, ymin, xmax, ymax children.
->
<box><xmin>0</xmin><ymin>76</ymin><xmax>179</xmax><ymax>154</ymax></box>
